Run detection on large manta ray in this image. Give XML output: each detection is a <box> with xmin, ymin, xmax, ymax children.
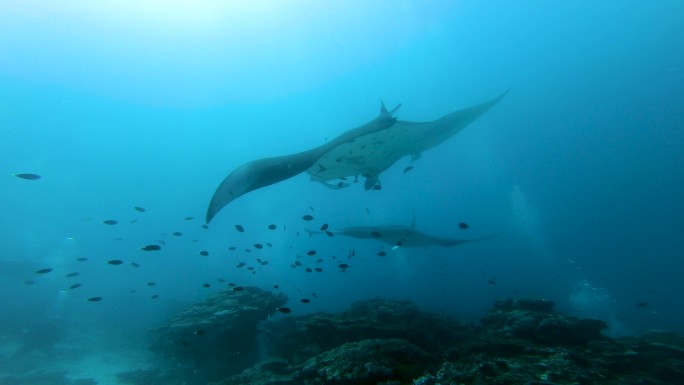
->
<box><xmin>206</xmin><ymin>90</ymin><xmax>507</xmax><ymax>223</ymax></box>
<box><xmin>307</xmin><ymin>215</ymin><xmax>495</xmax><ymax>248</ymax></box>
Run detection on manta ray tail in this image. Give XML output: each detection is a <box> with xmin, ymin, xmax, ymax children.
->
<box><xmin>305</xmin><ymin>229</ymin><xmax>323</xmax><ymax>237</ymax></box>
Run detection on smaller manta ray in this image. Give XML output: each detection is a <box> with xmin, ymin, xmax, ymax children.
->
<box><xmin>307</xmin><ymin>213</ymin><xmax>495</xmax><ymax>248</ymax></box>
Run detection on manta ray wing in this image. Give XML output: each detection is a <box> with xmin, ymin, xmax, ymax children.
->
<box><xmin>206</xmin><ymin>103</ymin><xmax>400</xmax><ymax>223</ymax></box>
<box><xmin>307</xmin><ymin>89</ymin><xmax>509</xmax><ymax>188</ymax></box>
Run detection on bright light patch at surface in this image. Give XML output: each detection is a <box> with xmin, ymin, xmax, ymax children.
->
<box><xmin>0</xmin><ymin>1</ymin><xmax>454</xmax><ymax>104</ymax></box>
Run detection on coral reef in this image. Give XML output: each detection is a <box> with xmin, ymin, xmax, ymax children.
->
<box><xmin>123</xmin><ymin>293</ymin><xmax>684</xmax><ymax>385</ymax></box>
<box><xmin>147</xmin><ymin>286</ymin><xmax>287</xmax><ymax>383</ymax></box>
<box><xmin>264</xmin><ymin>298</ymin><xmax>469</xmax><ymax>364</ymax></box>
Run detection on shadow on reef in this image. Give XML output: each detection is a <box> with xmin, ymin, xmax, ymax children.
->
<box><xmin>117</xmin><ymin>289</ymin><xmax>684</xmax><ymax>385</ymax></box>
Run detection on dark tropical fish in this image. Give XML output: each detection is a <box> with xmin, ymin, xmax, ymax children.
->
<box><xmin>276</xmin><ymin>307</ymin><xmax>291</xmax><ymax>314</ymax></box>
<box><xmin>69</xmin><ymin>283</ymin><xmax>82</xmax><ymax>289</ymax></box>
<box><xmin>141</xmin><ymin>244</ymin><xmax>161</xmax><ymax>251</ymax></box>
<box><xmin>266</xmin><ymin>243</ymin><xmax>272</xmax><ymax>247</ymax></box>
<box><xmin>134</xmin><ymin>206</ymin><xmax>146</xmax><ymax>212</ymax></box>
<box><xmin>268</xmin><ymin>224</ymin><xmax>277</xmax><ymax>230</ymax></box>
<box><xmin>325</xmin><ymin>231</ymin><xmax>334</xmax><ymax>237</ymax></box>
<box><xmin>35</xmin><ymin>268</ymin><xmax>53</xmax><ymax>274</ymax></box>
<box><xmin>24</xmin><ymin>280</ymin><xmax>36</xmax><ymax>285</ymax></box>
<box><xmin>371</xmin><ymin>231</ymin><xmax>382</xmax><ymax>238</ymax></box>
<box><xmin>194</xmin><ymin>330</ymin><xmax>206</xmax><ymax>335</ymax></box>
<box><xmin>254</xmin><ymin>243</ymin><xmax>263</xmax><ymax>249</ymax></box>
<box><xmin>157</xmin><ymin>240</ymin><xmax>167</xmax><ymax>245</ymax></box>
<box><xmin>173</xmin><ymin>232</ymin><xmax>182</xmax><ymax>236</ymax></box>
<box><xmin>365</xmin><ymin>208</ymin><xmax>370</xmax><ymax>214</ymax></box>
<box><xmin>76</xmin><ymin>257</ymin><xmax>88</xmax><ymax>261</ymax></box>
<box><xmin>488</xmin><ymin>279</ymin><xmax>497</xmax><ymax>285</ymax></box>
<box><xmin>338</xmin><ymin>263</ymin><xmax>349</xmax><ymax>269</ymax></box>
<box><xmin>14</xmin><ymin>173</ymin><xmax>41</xmax><ymax>180</ymax></box>
<box><xmin>130</xmin><ymin>219</ymin><xmax>138</xmax><ymax>224</ymax></box>
<box><xmin>233</xmin><ymin>286</ymin><xmax>245</xmax><ymax>292</ymax></box>
<box><xmin>306</xmin><ymin>250</ymin><xmax>317</xmax><ymax>256</ymax></box>
<box><xmin>236</xmin><ymin>262</ymin><xmax>246</xmax><ymax>268</ymax></box>
<box><xmin>294</xmin><ymin>261</ymin><xmax>302</xmax><ymax>266</ymax></box>
<box><xmin>305</xmin><ymin>268</ymin><xmax>312</xmax><ymax>273</ymax></box>
<box><xmin>403</xmin><ymin>166</ymin><xmax>414</xmax><ymax>173</ymax></box>
<box><xmin>308</xmin><ymin>206</ymin><xmax>315</xmax><ymax>211</ymax></box>
<box><xmin>247</xmin><ymin>266</ymin><xmax>254</xmax><ymax>271</ymax></box>
<box><xmin>102</xmin><ymin>220</ymin><xmax>118</xmax><ymax>225</ymax></box>
<box><xmin>316</xmin><ymin>258</ymin><xmax>323</xmax><ymax>263</ymax></box>
<box><xmin>377</xmin><ymin>251</ymin><xmax>386</xmax><ymax>256</ymax></box>
<box><xmin>273</xmin><ymin>284</ymin><xmax>279</xmax><ymax>289</ymax></box>
<box><xmin>320</xmin><ymin>224</ymin><xmax>329</xmax><ymax>231</ymax></box>
<box><xmin>107</xmin><ymin>259</ymin><xmax>123</xmax><ymax>265</ymax></box>
<box><xmin>637</xmin><ymin>302</ymin><xmax>649</xmax><ymax>308</ymax></box>
<box><xmin>130</xmin><ymin>262</ymin><xmax>140</xmax><ymax>268</ymax></box>
<box><xmin>302</xmin><ymin>215</ymin><xmax>314</xmax><ymax>221</ymax></box>
<box><xmin>458</xmin><ymin>222</ymin><xmax>469</xmax><ymax>230</ymax></box>
<box><xmin>229</xmin><ymin>246</ymin><xmax>237</xmax><ymax>251</ymax></box>
<box><xmin>201</xmin><ymin>224</ymin><xmax>209</xmax><ymax>229</ymax></box>
<box><xmin>260</xmin><ymin>260</ymin><xmax>269</xmax><ymax>265</ymax></box>
<box><xmin>314</xmin><ymin>267</ymin><xmax>323</xmax><ymax>272</ymax></box>
<box><xmin>184</xmin><ymin>216</ymin><xmax>194</xmax><ymax>220</ymax></box>
<box><xmin>312</xmin><ymin>292</ymin><xmax>318</xmax><ymax>298</ymax></box>
<box><xmin>235</xmin><ymin>224</ymin><xmax>245</xmax><ymax>232</ymax></box>
<box><xmin>244</xmin><ymin>249</ymin><xmax>252</xmax><ymax>253</ymax></box>
<box><xmin>228</xmin><ymin>283</ymin><xmax>236</xmax><ymax>287</ymax></box>
<box><xmin>300</xmin><ymin>298</ymin><xmax>311</xmax><ymax>304</ymax></box>
<box><xmin>199</xmin><ymin>250</ymin><xmax>209</xmax><ymax>256</ymax></box>
<box><xmin>147</xmin><ymin>282</ymin><xmax>156</xmax><ymax>286</ymax></box>
<box><xmin>151</xmin><ymin>294</ymin><xmax>159</xmax><ymax>299</ymax></box>
<box><xmin>66</xmin><ymin>272</ymin><xmax>79</xmax><ymax>277</ymax></box>
<box><xmin>87</xmin><ymin>296</ymin><xmax>103</xmax><ymax>302</ymax></box>
<box><xmin>218</xmin><ymin>278</ymin><xmax>226</xmax><ymax>283</ymax></box>
<box><xmin>372</xmin><ymin>184</ymin><xmax>381</xmax><ymax>190</ymax></box>
<box><xmin>203</xmin><ymin>283</ymin><xmax>211</xmax><ymax>288</ymax></box>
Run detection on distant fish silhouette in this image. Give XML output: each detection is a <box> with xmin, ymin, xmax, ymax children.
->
<box><xmin>14</xmin><ymin>173</ymin><xmax>41</xmax><ymax>180</ymax></box>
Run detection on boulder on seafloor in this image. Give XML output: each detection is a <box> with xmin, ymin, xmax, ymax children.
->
<box><xmin>149</xmin><ymin>286</ymin><xmax>287</xmax><ymax>382</ymax></box>
<box><xmin>479</xmin><ymin>298</ymin><xmax>607</xmax><ymax>346</ymax></box>
<box><xmin>264</xmin><ymin>298</ymin><xmax>468</xmax><ymax>364</ymax></box>
<box><xmin>294</xmin><ymin>338</ymin><xmax>432</xmax><ymax>385</ymax></box>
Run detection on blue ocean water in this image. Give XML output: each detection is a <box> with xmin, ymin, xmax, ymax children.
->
<box><xmin>1</xmin><ymin>1</ymin><xmax>684</xmax><ymax>382</ymax></box>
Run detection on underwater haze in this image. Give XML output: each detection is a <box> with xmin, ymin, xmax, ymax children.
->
<box><xmin>2</xmin><ymin>1</ymin><xmax>684</xmax><ymax>383</ymax></box>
